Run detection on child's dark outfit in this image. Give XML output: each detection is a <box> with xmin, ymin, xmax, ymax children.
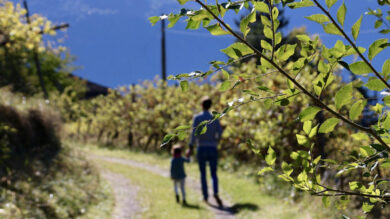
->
<box><xmin>170</xmin><ymin>155</ymin><xmax>190</xmax><ymax>203</ymax></box>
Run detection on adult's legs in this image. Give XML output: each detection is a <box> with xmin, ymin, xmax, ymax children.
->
<box><xmin>209</xmin><ymin>151</ymin><xmax>218</xmax><ymax>196</ymax></box>
<box><xmin>197</xmin><ymin>150</ymin><xmax>208</xmax><ymax>200</ymax></box>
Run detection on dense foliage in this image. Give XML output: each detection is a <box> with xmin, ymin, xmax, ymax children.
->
<box><xmin>148</xmin><ymin>0</ymin><xmax>390</xmax><ymax>217</ymax></box>
<box><xmin>0</xmin><ymin>89</ymin><xmax>110</xmax><ymax>218</ymax></box>
<box><xmin>0</xmin><ymin>0</ymin><xmax>85</xmax><ymax>96</ymax></box>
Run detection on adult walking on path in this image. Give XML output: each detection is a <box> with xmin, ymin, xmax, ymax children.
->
<box><xmin>187</xmin><ymin>96</ymin><xmax>223</xmax><ymax>207</ymax></box>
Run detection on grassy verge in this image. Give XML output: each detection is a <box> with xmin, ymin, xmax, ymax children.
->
<box><xmin>0</xmin><ymin>147</ymin><xmax>113</xmax><ymax>219</ymax></box>
<box><xmin>96</xmin><ymin>159</ymin><xmax>212</xmax><ymax>219</ymax></box>
<box><xmin>74</xmin><ymin>142</ymin><xmax>343</xmax><ymax>219</ymax></box>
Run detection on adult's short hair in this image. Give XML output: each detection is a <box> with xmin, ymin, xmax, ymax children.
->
<box><xmin>201</xmin><ymin>96</ymin><xmax>212</xmax><ymax>110</ymax></box>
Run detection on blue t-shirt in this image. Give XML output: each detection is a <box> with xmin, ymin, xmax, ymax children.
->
<box><xmin>170</xmin><ymin>157</ymin><xmax>190</xmax><ymax>180</ymax></box>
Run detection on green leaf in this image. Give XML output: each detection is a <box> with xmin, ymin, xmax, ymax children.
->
<box><xmin>288</xmin><ymin>0</ymin><xmax>314</xmax><ymax>8</ymax></box>
<box><xmin>258</xmin><ymin>166</ymin><xmax>273</xmax><ymax>175</ymax></box>
<box><xmin>319</xmin><ymin>118</ymin><xmax>340</xmax><ymax>133</ymax></box>
<box><xmin>323</xmin><ymin>23</ymin><xmax>343</xmax><ymax>36</ymax></box>
<box><xmin>261</xmin><ymin>40</ymin><xmax>273</xmax><ymax>51</ymax></box>
<box><xmin>175</xmin><ymin>125</ymin><xmax>191</xmax><ymax>131</ymax></box>
<box><xmin>349</xmin><ymin>100</ymin><xmax>366</xmax><ymax>120</ymax></box>
<box><xmin>296</xmin><ymin>34</ymin><xmax>311</xmax><ymax>42</ymax></box>
<box><xmin>253</xmin><ymin>1</ymin><xmax>269</xmax><ymax>13</ymax></box>
<box><xmin>349</xmin><ymin>181</ymin><xmax>362</xmax><ymax>190</ymax></box>
<box><xmin>385</xmin><ymin>96</ymin><xmax>390</xmax><ymax>107</ymax></box>
<box><xmin>161</xmin><ymin>134</ymin><xmax>175</xmax><ymax>147</ymax></box>
<box><xmin>305</xmin><ymin>14</ymin><xmax>330</xmax><ymax>24</ymax></box>
<box><xmin>263</xmin><ymin>26</ymin><xmax>273</xmax><ymax>39</ymax></box>
<box><xmin>221</xmin><ymin>69</ymin><xmax>229</xmax><ymax>79</ymax></box>
<box><xmin>362</xmin><ymin>202</ymin><xmax>374</xmax><ymax>213</ymax></box>
<box><xmin>221</xmin><ymin>42</ymin><xmax>254</xmax><ymax>59</ymax></box>
<box><xmin>276</xmin><ymin>44</ymin><xmax>297</xmax><ymax>61</ymax></box>
<box><xmin>352</xmin><ymin>15</ymin><xmax>363</xmax><ymax>41</ymax></box>
<box><xmin>240</xmin><ymin>9</ymin><xmax>256</xmax><ymax>38</ymax></box>
<box><xmin>336</xmin><ymin>2</ymin><xmax>346</xmax><ymax>27</ymax></box>
<box><xmin>219</xmin><ymin>80</ymin><xmax>231</xmax><ymax>91</ymax></box>
<box><xmin>265</xmin><ymin>146</ymin><xmax>276</xmax><ymax>166</ymax></box>
<box><xmin>195</xmin><ymin>124</ymin><xmax>207</xmax><ymax>136</ymax></box>
<box><xmin>375</xmin><ymin>20</ymin><xmax>383</xmax><ymax>29</ymax></box>
<box><xmin>180</xmin><ymin>80</ymin><xmax>189</xmax><ymax>92</ymax></box>
<box><xmin>335</xmin><ymin>83</ymin><xmax>352</xmax><ymax>110</ymax></box>
<box><xmin>281</xmin><ymin>162</ymin><xmax>293</xmax><ymax>176</ymax></box>
<box><xmin>206</xmin><ymin>23</ymin><xmax>230</xmax><ymax>35</ymax></box>
<box><xmin>168</xmin><ymin>15</ymin><xmax>181</xmax><ymax>28</ymax></box>
<box><xmin>349</xmin><ymin>61</ymin><xmax>372</xmax><ymax>75</ymax></box>
<box><xmin>365</xmin><ymin>77</ymin><xmax>387</xmax><ymax>91</ymax></box>
<box><xmin>299</xmin><ymin>106</ymin><xmax>321</xmax><ymax>122</ymax></box>
<box><xmin>186</xmin><ymin>19</ymin><xmax>201</xmax><ymax>29</ymax></box>
<box><xmin>148</xmin><ymin>16</ymin><xmax>160</xmax><ymax>26</ymax></box>
<box><xmin>177</xmin><ymin>0</ymin><xmax>190</xmax><ymax>5</ymax></box>
<box><xmin>325</xmin><ymin>0</ymin><xmax>338</xmax><ymax>9</ymax></box>
<box><xmin>382</xmin><ymin>114</ymin><xmax>390</xmax><ymax>129</ymax></box>
<box><xmin>322</xmin><ymin>196</ymin><xmax>330</xmax><ymax>208</ymax></box>
<box><xmin>303</xmin><ymin>121</ymin><xmax>312</xmax><ymax>134</ymax></box>
<box><xmin>275</xmin><ymin>32</ymin><xmax>282</xmax><ymax>45</ymax></box>
<box><xmin>368</xmin><ymin>38</ymin><xmax>389</xmax><ymax>60</ymax></box>
<box><xmin>351</xmin><ymin>133</ymin><xmax>369</xmax><ymax>141</ymax></box>
<box><xmin>382</xmin><ymin>59</ymin><xmax>390</xmax><ymax>77</ymax></box>
<box><xmin>296</xmin><ymin>134</ymin><xmax>309</xmax><ymax>145</ymax></box>
<box><xmin>264</xmin><ymin>99</ymin><xmax>273</xmax><ymax>109</ymax></box>
<box><xmin>308</xmin><ymin>125</ymin><xmax>319</xmax><ymax>138</ymax></box>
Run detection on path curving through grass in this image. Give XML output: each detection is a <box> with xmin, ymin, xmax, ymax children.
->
<box><xmin>88</xmin><ymin>154</ymin><xmax>235</xmax><ymax>219</ymax></box>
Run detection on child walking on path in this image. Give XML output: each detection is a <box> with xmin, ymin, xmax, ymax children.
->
<box><xmin>170</xmin><ymin>144</ymin><xmax>190</xmax><ymax>205</ymax></box>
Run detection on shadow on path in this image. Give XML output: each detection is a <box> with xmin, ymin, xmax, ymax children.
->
<box><xmin>182</xmin><ymin>202</ymin><xmax>200</xmax><ymax>210</ymax></box>
<box><xmin>207</xmin><ymin>202</ymin><xmax>259</xmax><ymax>215</ymax></box>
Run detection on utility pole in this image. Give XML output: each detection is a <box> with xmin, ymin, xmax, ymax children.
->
<box><xmin>23</xmin><ymin>0</ymin><xmax>48</xmax><ymax>99</ymax></box>
<box><xmin>161</xmin><ymin>17</ymin><xmax>167</xmax><ymax>81</ymax></box>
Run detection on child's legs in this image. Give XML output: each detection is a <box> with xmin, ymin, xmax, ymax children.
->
<box><xmin>173</xmin><ymin>180</ymin><xmax>179</xmax><ymax>195</ymax></box>
<box><xmin>179</xmin><ymin>179</ymin><xmax>186</xmax><ymax>200</ymax></box>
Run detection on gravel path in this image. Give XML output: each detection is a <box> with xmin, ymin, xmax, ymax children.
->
<box><xmin>89</xmin><ymin>154</ymin><xmax>236</xmax><ymax>219</ymax></box>
<box><xmin>100</xmin><ymin>171</ymin><xmax>140</xmax><ymax>219</ymax></box>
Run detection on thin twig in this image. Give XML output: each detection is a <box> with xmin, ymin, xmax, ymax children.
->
<box><xmin>266</xmin><ymin>0</ymin><xmax>276</xmax><ymax>60</ymax></box>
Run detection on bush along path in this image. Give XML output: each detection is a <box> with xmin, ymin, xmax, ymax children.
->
<box><xmin>87</xmin><ymin>153</ymin><xmax>236</xmax><ymax>219</ymax></box>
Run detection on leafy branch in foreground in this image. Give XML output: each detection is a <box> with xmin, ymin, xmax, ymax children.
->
<box><xmin>154</xmin><ymin>0</ymin><xmax>390</xmax><ymax>216</ymax></box>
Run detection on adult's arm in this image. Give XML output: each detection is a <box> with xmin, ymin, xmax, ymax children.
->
<box><xmin>215</xmin><ymin>119</ymin><xmax>223</xmax><ymax>142</ymax></box>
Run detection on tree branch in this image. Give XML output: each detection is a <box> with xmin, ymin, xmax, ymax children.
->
<box><xmin>315</xmin><ymin>185</ymin><xmax>390</xmax><ymax>199</ymax></box>
<box><xmin>312</xmin><ymin>0</ymin><xmax>390</xmax><ymax>91</ymax></box>
<box><xmin>194</xmin><ymin>0</ymin><xmax>389</xmax><ymax>150</ymax></box>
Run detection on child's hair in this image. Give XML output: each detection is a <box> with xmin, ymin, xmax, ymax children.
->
<box><xmin>171</xmin><ymin>144</ymin><xmax>182</xmax><ymax>156</ymax></box>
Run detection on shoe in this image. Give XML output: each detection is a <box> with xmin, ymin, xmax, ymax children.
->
<box><xmin>203</xmin><ymin>197</ymin><xmax>208</xmax><ymax>203</ymax></box>
<box><xmin>214</xmin><ymin>194</ymin><xmax>223</xmax><ymax>208</ymax></box>
<box><xmin>182</xmin><ymin>199</ymin><xmax>187</xmax><ymax>205</ymax></box>
<box><xmin>176</xmin><ymin>195</ymin><xmax>180</xmax><ymax>203</ymax></box>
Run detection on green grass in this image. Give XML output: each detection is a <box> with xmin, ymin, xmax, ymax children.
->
<box><xmin>97</xmin><ymin>160</ymin><xmax>212</xmax><ymax>219</ymax></box>
<box><xmin>74</xmin><ymin>142</ymin><xmax>339</xmax><ymax>219</ymax></box>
